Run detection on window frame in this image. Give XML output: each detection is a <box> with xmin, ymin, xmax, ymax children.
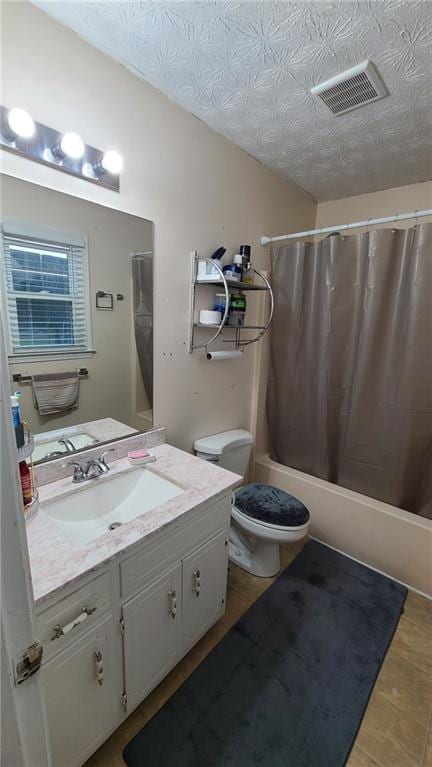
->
<box><xmin>0</xmin><ymin>218</ymin><xmax>93</xmax><ymax>362</ymax></box>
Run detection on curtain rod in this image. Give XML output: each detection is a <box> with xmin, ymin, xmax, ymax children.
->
<box><xmin>260</xmin><ymin>208</ymin><xmax>432</xmax><ymax>246</ymax></box>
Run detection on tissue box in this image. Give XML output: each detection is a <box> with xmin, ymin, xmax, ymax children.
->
<box><xmin>196</xmin><ymin>259</ymin><xmax>222</xmax><ymax>282</ymax></box>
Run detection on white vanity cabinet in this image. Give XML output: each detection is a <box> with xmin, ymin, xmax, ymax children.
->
<box><xmin>121</xmin><ymin>529</ymin><xmax>228</xmax><ymax>712</ymax></box>
<box><xmin>36</xmin><ymin>492</ymin><xmax>232</xmax><ymax>767</ymax></box>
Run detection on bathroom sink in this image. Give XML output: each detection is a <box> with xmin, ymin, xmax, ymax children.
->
<box><xmin>40</xmin><ymin>468</ymin><xmax>183</xmax><ymax>546</ymax></box>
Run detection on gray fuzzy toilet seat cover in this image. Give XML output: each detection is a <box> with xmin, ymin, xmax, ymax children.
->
<box><xmin>234</xmin><ymin>483</ymin><xmax>310</xmax><ymax>527</ymax></box>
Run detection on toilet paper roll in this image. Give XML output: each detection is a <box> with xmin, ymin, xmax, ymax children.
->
<box><xmin>199</xmin><ymin>309</ymin><xmax>222</xmax><ymax>325</ymax></box>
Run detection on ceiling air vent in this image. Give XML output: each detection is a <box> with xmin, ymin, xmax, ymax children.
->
<box><xmin>311</xmin><ymin>60</ymin><xmax>388</xmax><ymax>115</ymax></box>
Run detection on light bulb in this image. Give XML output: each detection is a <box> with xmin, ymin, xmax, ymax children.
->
<box><xmin>7</xmin><ymin>108</ymin><xmax>35</xmax><ymax>140</ymax></box>
<box><xmin>59</xmin><ymin>132</ymin><xmax>85</xmax><ymax>160</ymax></box>
<box><xmin>101</xmin><ymin>150</ymin><xmax>123</xmax><ymax>174</ymax></box>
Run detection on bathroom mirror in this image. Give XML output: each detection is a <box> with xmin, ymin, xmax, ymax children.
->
<box><xmin>1</xmin><ymin>174</ymin><xmax>153</xmax><ymax>464</ymax></box>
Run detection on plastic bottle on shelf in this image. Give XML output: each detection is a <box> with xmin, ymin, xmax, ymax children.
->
<box><xmin>19</xmin><ymin>460</ymin><xmax>33</xmax><ymax>506</ymax></box>
<box><xmin>11</xmin><ymin>391</ymin><xmax>21</xmax><ymax>427</ymax></box>
<box><xmin>229</xmin><ymin>292</ymin><xmax>247</xmax><ymax>326</ymax></box>
<box><xmin>222</xmin><ymin>252</ymin><xmax>243</xmax><ymax>282</ymax></box>
<box><xmin>214</xmin><ymin>293</ymin><xmax>229</xmax><ymax>321</ymax></box>
<box><xmin>240</xmin><ymin>245</ymin><xmax>254</xmax><ymax>284</ymax></box>
<box><xmin>239</xmin><ymin>245</ymin><xmax>251</xmax><ymax>267</ymax></box>
<box><xmin>233</xmin><ymin>254</ymin><xmax>243</xmax><ymax>281</ymax></box>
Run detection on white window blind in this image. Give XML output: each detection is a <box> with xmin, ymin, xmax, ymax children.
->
<box><xmin>1</xmin><ymin>223</ymin><xmax>91</xmax><ymax>358</ymax></box>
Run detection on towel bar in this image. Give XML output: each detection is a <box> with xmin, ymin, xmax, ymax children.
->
<box><xmin>12</xmin><ymin>368</ymin><xmax>89</xmax><ymax>384</ymax></box>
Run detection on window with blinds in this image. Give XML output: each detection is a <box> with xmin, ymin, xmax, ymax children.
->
<box><xmin>1</xmin><ymin>223</ymin><xmax>91</xmax><ymax>358</ymax></box>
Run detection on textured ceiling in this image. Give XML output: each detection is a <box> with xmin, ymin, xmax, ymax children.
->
<box><xmin>33</xmin><ymin>0</ymin><xmax>432</xmax><ymax>201</ymax></box>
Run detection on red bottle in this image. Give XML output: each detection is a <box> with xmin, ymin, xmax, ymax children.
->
<box><xmin>19</xmin><ymin>461</ymin><xmax>32</xmax><ymax>506</ymax></box>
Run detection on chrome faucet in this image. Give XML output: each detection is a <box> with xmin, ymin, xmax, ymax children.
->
<box><xmin>45</xmin><ymin>437</ymin><xmax>77</xmax><ymax>460</ymax></box>
<box><xmin>46</xmin><ymin>450</ymin><xmax>66</xmax><ymax>459</ymax></box>
<box><xmin>85</xmin><ymin>451</ymin><xmax>114</xmax><ymax>479</ymax></box>
<box><xmin>63</xmin><ymin>450</ymin><xmax>114</xmax><ymax>483</ymax></box>
<box><xmin>58</xmin><ymin>437</ymin><xmax>76</xmax><ymax>453</ymax></box>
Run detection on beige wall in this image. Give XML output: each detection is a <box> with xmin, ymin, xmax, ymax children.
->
<box><xmin>2</xmin><ymin>175</ymin><xmax>152</xmax><ymax>433</ymax></box>
<box><xmin>0</xmin><ymin>2</ymin><xmax>316</xmax><ymax>452</ymax></box>
<box><xmin>316</xmin><ymin>181</ymin><xmax>432</xmax><ymax>229</ymax></box>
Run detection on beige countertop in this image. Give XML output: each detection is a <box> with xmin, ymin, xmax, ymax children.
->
<box><xmin>26</xmin><ymin>443</ymin><xmax>241</xmax><ymax>607</ymax></box>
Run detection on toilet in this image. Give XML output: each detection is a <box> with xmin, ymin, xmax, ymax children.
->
<box><xmin>194</xmin><ymin>429</ymin><xmax>310</xmax><ymax>577</ymax></box>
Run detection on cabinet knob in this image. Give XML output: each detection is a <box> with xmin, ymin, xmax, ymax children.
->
<box><xmin>168</xmin><ymin>589</ymin><xmax>177</xmax><ymax>618</ymax></box>
<box><xmin>193</xmin><ymin>569</ymin><xmax>201</xmax><ymax>597</ymax></box>
<box><xmin>93</xmin><ymin>650</ymin><xmax>104</xmax><ymax>686</ymax></box>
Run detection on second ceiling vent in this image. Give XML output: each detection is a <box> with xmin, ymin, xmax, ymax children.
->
<box><xmin>311</xmin><ymin>60</ymin><xmax>388</xmax><ymax>115</ymax></box>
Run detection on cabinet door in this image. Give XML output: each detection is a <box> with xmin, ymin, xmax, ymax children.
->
<box><xmin>41</xmin><ymin>615</ymin><xmax>116</xmax><ymax>767</ymax></box>
<box><xmin>182</xmin><ymin>531</ymin><xmax>228</xmax><ymax>650</ymax></box>
<box><xmin>122</xmin><ymin>563</ymin><xmax>181</xmax><ymax>712</ymax></box>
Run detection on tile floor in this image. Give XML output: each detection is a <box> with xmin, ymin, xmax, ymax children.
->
<box><xmin>84</xmin><ymin>540</ymin><xmax>432</xmax><ymax>767</ymax></box>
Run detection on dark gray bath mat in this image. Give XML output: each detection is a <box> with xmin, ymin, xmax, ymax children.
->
<box><xmin>123</xmin><ymin>540</ymin><xmax>407</xmax><ymax>767</ymax></box>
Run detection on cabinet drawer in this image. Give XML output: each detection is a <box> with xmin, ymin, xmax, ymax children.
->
<box><xmin>37</xmin><ymin>571</ymin><xmax>111</xmax><ymax>660</ymax></box>
<box><xmin>120</xmin><ymin>494</ymin><xmax>230</xmax><ymax>600</ymax></box>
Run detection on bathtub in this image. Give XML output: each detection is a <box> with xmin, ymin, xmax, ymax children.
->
<box><xmin>254</xmin><ymin>453</ymin><xmax>432</xmax><ymax>598</ymax></box>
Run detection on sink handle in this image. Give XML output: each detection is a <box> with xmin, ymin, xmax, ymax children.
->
<box><xmin>62</xmin><ymin>461</ymin><xmax>85</xmax><ymax>483</ymax></box>
<box><xmin>98</xmin><ymin>449</ymin><xmax>115</xmax><ymax>466</ymax></box>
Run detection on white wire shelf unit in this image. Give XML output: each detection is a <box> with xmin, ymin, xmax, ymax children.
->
<box><xmin>189</xmin><ymin>252</ymin><xmax>274</xmax><ymax>355</ymax></box>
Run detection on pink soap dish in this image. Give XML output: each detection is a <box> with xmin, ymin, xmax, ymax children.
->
<box><xmin>127</xmin><ymin>449</ymin><xmax>156</xmax><ymax>466</ymax></box>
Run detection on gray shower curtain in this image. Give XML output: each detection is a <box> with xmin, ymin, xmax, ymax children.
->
<box><xmin>267</xmin><ymin>223</ymin><xmax>432</xmax><ymax>518</ymax></box>
<box><xmin>132</xmin><ymin>254</ymin><xmax>153</xmax><ymax>408</ymax></box>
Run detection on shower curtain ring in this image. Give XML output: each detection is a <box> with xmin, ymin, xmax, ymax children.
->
<box><xmin>414</xmin><ymin>210</ymin><xmax>419</xmax><ymax>228</ymax></box>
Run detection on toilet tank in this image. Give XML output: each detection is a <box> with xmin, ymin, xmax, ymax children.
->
<box><xmin>194</xmin><ymin>429</ymin><xmax>253</xmax><ymax>477</ymax></box>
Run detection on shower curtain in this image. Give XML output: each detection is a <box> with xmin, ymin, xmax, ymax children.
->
<box><xmin>132</xmin><ymin>254</ymin><xmax>153</xmax><ymax>408</ymax></box>
<box><xmin>267</xmin><ymin>223</ymin><xmax>432</xmax><ymax>518</ymax></box>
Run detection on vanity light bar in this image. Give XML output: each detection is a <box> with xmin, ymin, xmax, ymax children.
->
<box><xmin>0</xmin><ymin>106</ymin><xmax>122</xmax><ymax>192</ymax></box>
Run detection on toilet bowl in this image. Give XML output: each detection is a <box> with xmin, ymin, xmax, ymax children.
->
<box><xmin>230</xmin><ymin>502</ymin><xmax>309</xmax><ymax>577</ymax></box>
<box><xmin>194</xmin><ymin>429</ymin><xmax>310</xmax><ymax>578</ymax></box>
